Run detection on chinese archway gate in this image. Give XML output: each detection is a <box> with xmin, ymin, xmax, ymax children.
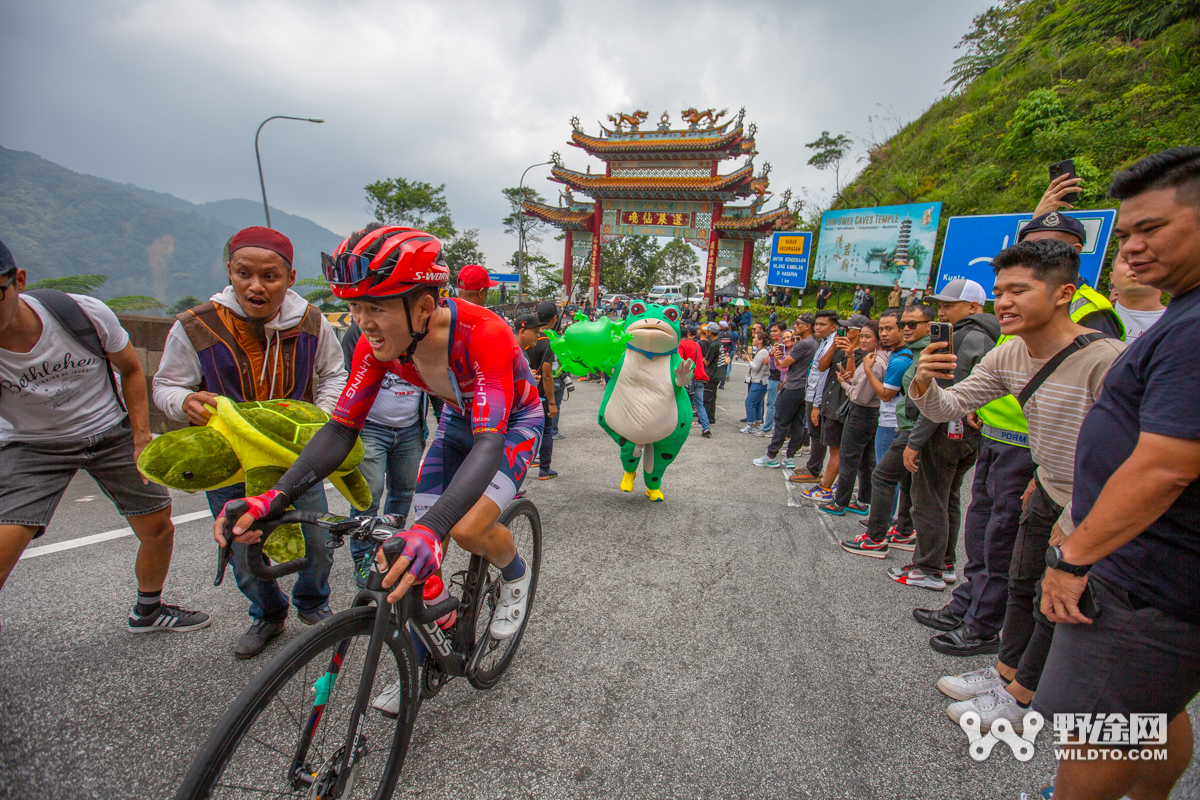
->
<box><xmin>522</xmin><ymin>107</ymin><xmax>794</xmax><ymax>306</ymax></box>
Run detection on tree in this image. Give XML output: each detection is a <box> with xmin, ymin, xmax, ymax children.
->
<box><xmin>443</xmin><ymin>228</ymin><xmax>486</xmax><ymax>270</ymax></box>
<box><xmin>600</xmin><ymin>236</ymin><xmax>661</xmax><ymax>295</ymax></box>
<box><xmin>805</xmin><ymin>130</ymin><xmax>854</xmax><ymax>203</ymax></box>
<box><xmin>25</xmin><ymin>273</ymin><xmax>168</xmax><ymax>313</ymax></box>
<box><xmin>656</xmin><ymin>238</ymin><xmax>700</xmax><ymax>284</ymax></box>
<box><xmin>944</xmin><ymin>4</ymin><xmax>1017</xmax><ymax>92</ymax></box>
<box><xmin>295</xmin><ymin>277</ymin><xmax>346</xmax><ymax>312</ymax></box>
<box><xmin>171</xmin><ymin>295</ymin><xmax>201</xmax><ymax>314</ymax></box>
<box><xmin>501</xmin><ymin>186</ymin><xmax>548</xmax><ymax>291</ymax></box>
<box><xmin>715</xmin><ymin>240</ymin><xmax>769</xmax><ymax>290</ymax></box>
<box><xmin>364</xmin><ymin>177</ymin><xmax>456</xmax><ymax>240</ymax></box>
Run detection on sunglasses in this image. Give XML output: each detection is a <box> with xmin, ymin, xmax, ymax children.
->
<box><xmin>899</xmin><ymin>320</ymin><xmax>926</xmax><ymax>329</ymax></box>
<box><xmin>0</xmin><ymin>271</ymin><xmax>15</xmax><ymax>299</ymax></box>
<box><xmin>321</xmin><ymin>252</ymin><xmax>376</xmax><ymax>286</ymax></box>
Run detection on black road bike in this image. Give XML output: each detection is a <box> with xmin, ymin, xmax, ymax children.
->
<box><xmin>175</xmin><ymin>498</ymin><xmax>541</xmax><ymax>799</ymax></box>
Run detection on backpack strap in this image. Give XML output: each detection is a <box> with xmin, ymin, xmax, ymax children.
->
<box><xmin>1017</xmin><ymin>332</ymin><xmax>1109</xmax><ymax>408</ymax></box>
<box><xmin>25</xmin><ymin>289</ymin><xmax>126</xmax><ymax>412</ymax></box>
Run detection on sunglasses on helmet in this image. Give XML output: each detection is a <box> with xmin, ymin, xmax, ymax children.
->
<box><xmin>321</xmin><ymin>252</ymin><xmax>376</xmax><ymax>286</ymax></box>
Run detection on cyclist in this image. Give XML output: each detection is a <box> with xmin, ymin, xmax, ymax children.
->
<box><xmin>213</xmin><ymin>226</ymin><xmax>543</xmax><ymax>643</ymax></box>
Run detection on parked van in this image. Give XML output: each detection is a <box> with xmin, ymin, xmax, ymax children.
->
<box><xmin>647</xmin><ymin>284</ymin><xmax>681</xmax><ymax>302</ymax></box>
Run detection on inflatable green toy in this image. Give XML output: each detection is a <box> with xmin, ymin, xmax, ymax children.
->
<box><xmin>138</xmin><ymin>398</ymin><xmax>372</xmax><ymax>563</ymax></box>
<box><xmin>545</xmin><ymin>313</ymin><xmax>631</xmax><ymax>376</ymax></box>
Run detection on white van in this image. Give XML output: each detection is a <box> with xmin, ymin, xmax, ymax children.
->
<box><xmin>647</xmin><ymin>284</ymin><xmax>681</xmax><ymax>302</ymax></box>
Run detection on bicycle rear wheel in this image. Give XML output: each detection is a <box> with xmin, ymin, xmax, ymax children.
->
<box><xmin>176</xmin><ymin>605</ymin><xmax>418</xmax><ymax>800</ymax></box>
<box><xmin>466</xmin><ymin>498</ymin><xmax>542</xmax><ymax>689</ymax></box>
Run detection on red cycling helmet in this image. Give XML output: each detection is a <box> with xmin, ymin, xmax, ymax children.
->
<box><xmin>322</xmin><ymin>226</ymin><xmax>449</xmax><ymax>300</ymax></box>
<box><xmin>322</xmin><ymin>225</ymin><xmax>451</xmax><ymax>360</ymax></box>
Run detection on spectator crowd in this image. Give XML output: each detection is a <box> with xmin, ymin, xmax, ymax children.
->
<box><xmin>1</xmin><ymin>147</ymin><xmax>1198</xmax><ymax>800</ymax></box>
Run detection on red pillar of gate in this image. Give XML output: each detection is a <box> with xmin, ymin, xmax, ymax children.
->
<box><xmin>702</xmin><ymin>203</ymin><xmax>723</xmax><ymax>307</ymax></box>
<box><xmin>590</xmin><ymin>203</ymin><xmax>603</xmax><ymax>306</ymax></box>
<box><xmin>562</xmin><ymin>230</ymin><xmax>573</xmax><ymax>301</ymax></box>
<box><xmin>739</xmin><ymin>239</ymin><xmax>753</xmax><ymax>299</ymax></box>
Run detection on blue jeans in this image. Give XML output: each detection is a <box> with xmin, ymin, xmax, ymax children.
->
<box><xmin>744</xmin><ymin>381</ymin><xmax>767</xmax><ymax>425</ymax></box>
<box><xmin>551</xmin><ymin>378</ymin><xmax>566</xmax><ymax>436</ymax></box>
<box><xmin>762</xmin><ymin>379</ymin><xmax>780</xmax><ymax>432</ymax></box>
<box><xmin>874</xmin><ymin>425</ymin><xmax>897</xmax><ymax>463</ymax></box>
<box><xmin>688</xmin><ymin>379</ymin><xmax>710</xmax><ymax>432</ymax></box>
<box><xmin>207</xmin><ymin>482</ymin><xmax>331</xmax><ymax>623</ymax></box>
<box><xmin>350</xmin><ymin>420</ymin><xmax>425</xmax><ymax>559</ymax></box>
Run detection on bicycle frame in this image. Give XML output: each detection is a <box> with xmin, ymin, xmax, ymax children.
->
<box><xmin>292</xmin><ymin>558</ymin><xmax>477</xmax><ymax>797</ymax></box>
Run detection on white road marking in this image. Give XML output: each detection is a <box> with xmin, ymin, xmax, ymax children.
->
<box><xmin>20</xmin><ymin>510</ymin><xmax>213</xmax><ymax>560</ymax></box>
<box><xmin>19</xmin><ymin>481</ymin><xmax>339</xmax><ymax>560</ymax></box>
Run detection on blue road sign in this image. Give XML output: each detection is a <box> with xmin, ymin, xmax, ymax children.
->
<box><xmin>488</xmin><ymin>273</ymin><xmax>520</xmax><ymax>284</ymax></box>
<box><xmin>935</xmin><ymin>210</ymin><xmax>1116</xmax><ymax>300</ymax></box>
<box><xmin>766</xmin><ymin>231</ymin><xmax>812</xmax><ymax>290</ymax></box>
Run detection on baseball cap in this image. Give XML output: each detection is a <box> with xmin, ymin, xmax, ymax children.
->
<box><xmin>796</xmin><ymin>313</ymin><xmax>816</xmax><ymax>327</ymax></box>
<box><xmin>1018</xmin><ymin>212</ymin><xmax>1087</xmax><ymax>245</ymax></box>
<box><xmin>719</xmin><ymin>320</ymin><xmax>729</xmax><ymax>329</ymax></box>
<box><xmin>535</xmin><ymin>301</ymin><xmax>559</xmax><ymax>325</ymax></box>
<box><xmin>845</xmin><ymin>314</ymin><xmax>871</xmax><ymax>329</ymax></box>
<box><xmin>928</xmin><ymin>278</ymin><xmax>988</xmax><ymax>305</ymax></box>
<box><xmin>706</xmin><ymin>322</ymin><xmax>720</xmax><ymax>333</ymax></box>
<box><xmin>0</xmin><ymin>239</ymin><xmax>15</xmax><ymax>275</ymax></box>
<box><xmin>457</xmin><ymin>264</ymin><xmax>499</xmax><ymax>292</ymax></box>
<box><xmin>514</xmin><ymin>313</ymin><xmax>540</xmax><ymax>331</ymax></box>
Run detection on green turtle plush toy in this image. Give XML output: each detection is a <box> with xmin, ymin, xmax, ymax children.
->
<box><xmin>138</xmin><ymin>397</ymin><xmax>372</xmax><ymax>563</ymax></box>
<box><xmin>597</xmin><ymin>302</ymin><xmax>694</xmax><ymax>501</ymax></box>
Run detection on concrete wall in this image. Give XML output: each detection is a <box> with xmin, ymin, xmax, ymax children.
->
<box><xmin>116</xmin><ymin>313</ymin><xmax>187</xmax><ymax>434</ymax></box>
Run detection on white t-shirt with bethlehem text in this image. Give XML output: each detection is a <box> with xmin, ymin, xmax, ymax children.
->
<box><xmin>0</xmin><ymin>294</ymin><xmax>129</xmax><ymax>443</ymax></box>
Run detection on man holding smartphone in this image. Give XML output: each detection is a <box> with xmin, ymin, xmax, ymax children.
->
<box><xmin>898</xmin><ymin>279</ymin><xmax>999</xmax><ymax>593</ymax></box>
<box><xmin>906</xmin><ymin>239</ymin><xmax>1124</xmax><ymax>735</ymax></box>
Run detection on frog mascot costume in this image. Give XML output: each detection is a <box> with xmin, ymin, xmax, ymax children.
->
<box><xmin>546</xmin><ymin>302</ymin><xmax>694</xmax><ymax>501</ymax></box>
<box><xmin>137</xmin><ymin>397</ymin><xmax>372</xmax><ymax>563</ymax></box>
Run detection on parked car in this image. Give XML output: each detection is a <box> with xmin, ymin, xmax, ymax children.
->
<box><xmin>659</xmin><ymin>292</ymin><xmax>686</xmax><ymax>304</ymax></box>
<box><xmin>600</xmin><ymin>293</ymin><xmax>632</xmax><ymax>306</ymax></box>
<box><xmin>646</xmin><ymin>284</ymin><xmax>681</xmax><ymax>302</ymax></box>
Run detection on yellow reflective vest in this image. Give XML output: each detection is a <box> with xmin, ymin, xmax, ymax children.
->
<box><xmin>976</xmin><ymin>286</ymin><xmax>1124</xmax><ymax>447</ymax></box>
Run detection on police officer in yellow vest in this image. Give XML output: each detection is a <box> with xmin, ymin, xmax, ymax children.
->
<box><xmin>916</xmin><ymin>209</ymin><xmax>1126</xmax><ymax>655</ymax></box>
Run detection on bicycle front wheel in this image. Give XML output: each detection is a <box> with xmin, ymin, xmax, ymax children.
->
<box><xmin>176</xmin><ymin>605</ymin><xmax>419</xmax><ymax>800</ymax></box>
<box><xmin>466</xmin><ymin>497</ymin><xmax>542</xmax><ymax>689</ymax></box>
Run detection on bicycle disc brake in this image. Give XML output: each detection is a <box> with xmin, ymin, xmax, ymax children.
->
<box><xmin>303</xmin><ymin>740</ymin><xmax>367</xmax><ymax>800</ymax></box>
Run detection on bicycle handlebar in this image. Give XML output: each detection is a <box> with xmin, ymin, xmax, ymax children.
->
<box><xmin>214</xmin><ymin>510</ymin><xmax>400</xmax><ymax>587</ymax></box>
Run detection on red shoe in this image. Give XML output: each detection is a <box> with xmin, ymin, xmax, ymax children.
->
<box><xmin>886</xmin><ymin>526</ymin><xmax>917</xmax><ymax>551</ymax></box>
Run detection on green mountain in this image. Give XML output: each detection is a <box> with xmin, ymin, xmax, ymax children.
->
<box><xmin>831</xmin><ymin>0</ymin><xmax>1200</xmax><ymax>272</ymax></box>
<box><xmin>0</xmin><ymin>146</ymin><xmax>341</xmax><ymax>305</ymax></box>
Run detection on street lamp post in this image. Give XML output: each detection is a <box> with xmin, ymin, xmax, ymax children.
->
<box><xmin>516</xmin><ymin>160</ymin><xmax>553</xmax><ymax>302</ymax></box>
<box><xmin>255</xmin><ymin>115</ymin><xmax>324</xmax><ymax>228</ymax></box>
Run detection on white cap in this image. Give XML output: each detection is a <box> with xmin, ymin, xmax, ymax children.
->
<box><xmin>928</xmin><ymin>278</ymin><xmax>987</xmax><ymax>305</ymax></box>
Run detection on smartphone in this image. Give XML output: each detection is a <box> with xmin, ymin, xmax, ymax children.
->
<box><xmin>929</xmin><ymin>321</ymin><xmax>954</xmax><ymax>355</ymax></box>
<box><xmin>1049</xmin><ymin>159</ymin><xmax>1080</xmax><ymax>204</ymax></box>
<box><xmin>836</xmin><ymin>326</ymin><xmax>848</xmax><ymax>338</ymax></box>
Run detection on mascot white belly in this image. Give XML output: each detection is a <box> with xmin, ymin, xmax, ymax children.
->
<box><xmin>602</xmin><ymin>351</ymin><xmax>677</xmax><ymax>444</ymax></box>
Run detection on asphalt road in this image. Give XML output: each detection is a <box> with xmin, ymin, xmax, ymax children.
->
<box><xmin>2</xmin><ymin>365</ymin><xmax>1197</xmax><ymax>800</ymax></box>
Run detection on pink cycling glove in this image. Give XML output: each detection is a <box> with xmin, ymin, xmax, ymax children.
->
<box><xmin>219</xmin><ymin>489</ymin><xmax>287</xmax><ymax>533</ymax></box>
<box><xmin>381</xmin><ymin>525</ymin><xmax>444</xmax><ymax>580</ymax></box>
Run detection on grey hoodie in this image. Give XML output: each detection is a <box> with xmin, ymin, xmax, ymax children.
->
<box><xmin>908</xmin><ymin>312</ymin><xmax>1001</xmax><ymax>450</ymax></box>
<box><xmin>152</xmin><ymin>286</ymin><xmax>348</xmax><ymax>422</ymax></box>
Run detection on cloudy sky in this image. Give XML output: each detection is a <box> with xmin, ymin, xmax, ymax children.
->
<box><xmin>1</xmin><ymin>0</ymin><xmax>991</xmax><ymax>269</ymax></box>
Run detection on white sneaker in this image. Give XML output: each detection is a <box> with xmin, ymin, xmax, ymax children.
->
<box><xmin>947</xmin><ymin>686</ymin><xmax>1027</xmax><ymax>733</ymax></box>
<box><xmin>740</xmin><ymin>425</ymin><xmax>755</xmax><ymax>434</ymax></box>
<box><xmin>937</xmin><ymin>666</ymin><xmax>1007</xmax><ymax>701</ymax></box>
<box><xmin>753</xmin><ymin>456</ymin><xmax>782</xmax><ymax>468</ymax></box>
<box><xmin>371</xmin><ymin>679</ymin><xmax>402</xmax><ymax>718</ymax></box>
<box><xmin>782</xmin><ymin>458</ymin><xmax>795</xmax><ymax>470</ymax></box>
<box><xmin>489</xmin><ymin>560</ymin><xmax>532</xmax><ymax>640</ymax></box>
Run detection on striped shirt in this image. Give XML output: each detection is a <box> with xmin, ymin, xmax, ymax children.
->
<box><xmin>909</xmin><ymin>336</ymin><xmax>1125</xmax><ymax>518</ymax></box>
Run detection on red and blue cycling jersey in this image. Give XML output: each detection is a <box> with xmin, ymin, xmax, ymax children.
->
<box><xmin>333</xmin><ymin>299</ymin><xmax>542</xmax><ymax>435</ymax></box>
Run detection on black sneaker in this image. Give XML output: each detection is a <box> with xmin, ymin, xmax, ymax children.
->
<box><xmin>127</xmin><ymin>603</ymin><xmax>211</xmax><ymax>634</ymax></box>
<box><xmin>233</xmin><ymin>619</ymin><xmax>285</xmax><ymax>659</ymax></box>
<box><xmin>298</xmin><ymin>606</ymin><xmax>333</xmax><ymax>626</ymax></box>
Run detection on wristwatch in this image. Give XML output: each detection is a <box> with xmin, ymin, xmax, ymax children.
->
<box><xmin>1045</xmin><ymin>545</ymin><xmax>1091</xmax><ymax>576</ymax></box>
